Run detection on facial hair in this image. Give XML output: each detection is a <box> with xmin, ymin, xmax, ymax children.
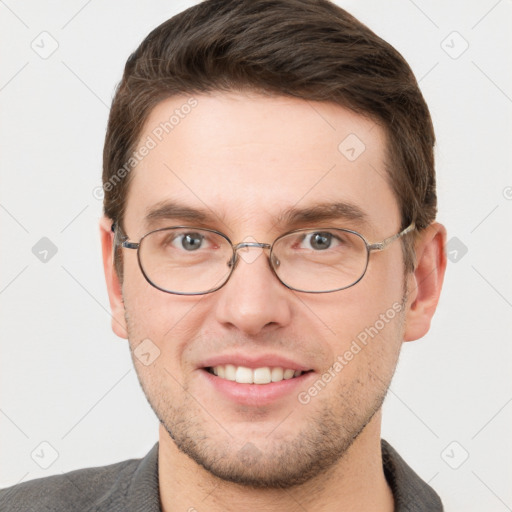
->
<box><xmin>125</xmin><ymin>292</ymin><xmax>407</xmax><ymax>489</ymax></box>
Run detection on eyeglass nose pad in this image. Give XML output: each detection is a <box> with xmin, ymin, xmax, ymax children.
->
<box><xmin>271</xmin><ymin>253</ymin><xmax>280</xmax><ymax>268</ymax></box>
<box><xmin>227</xmin><ymin>252</ymin><xmax>238</xmax><ymax>269</ymax></box>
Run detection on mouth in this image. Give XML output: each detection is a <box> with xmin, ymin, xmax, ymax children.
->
<box><xmin>204</xmin><ymin>365</ymin><xmax>314</xmax><ymax>384</ymax></box>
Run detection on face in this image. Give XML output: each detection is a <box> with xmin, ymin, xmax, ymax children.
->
<box><xmin>111</xmin><ymin>92</ymin><xmax>410</xmax><ymax>488</ymax></box>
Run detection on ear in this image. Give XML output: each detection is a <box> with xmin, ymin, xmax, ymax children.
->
<box><xmin>99</xmin><ymin>216</ymin><xmax>128</xmax><ymax>339</ymax></box>
<box><xmin>403</xmin><ymin>222</ymin><xmax>447</xmax><ymax>342</ymax></box>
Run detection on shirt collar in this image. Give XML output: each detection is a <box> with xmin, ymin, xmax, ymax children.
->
<box><xmin>116</xmin><ymin>440</ymin><xmax>442</xmax><ymax>512</ymax></box>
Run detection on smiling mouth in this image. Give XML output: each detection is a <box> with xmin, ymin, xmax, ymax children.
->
<box><xmin>204</xmin><ymin>365</ymin><xmax>313</xmax><ymax>385</ymax></box>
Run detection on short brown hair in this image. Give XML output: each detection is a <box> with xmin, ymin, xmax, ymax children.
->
<box><xmin>103</xmin><ymin>0</ymin><xmax>436</xmax><ymax>276</ymax></box>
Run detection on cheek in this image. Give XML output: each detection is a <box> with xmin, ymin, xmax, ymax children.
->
<box><xmin>122</xmin><ymin>276</ymin><xmax>205</xmax><ymax>368</ymax></box>
<box><xmin>329</xmin><ymin>302</ymin><xmax>404</xmax><ymax>399</ymax></box>
<box><xmin>319</xmin><ymin>271</ymin><xmax>404</xmax><ymax>344</ymax></box>
<box><xmin>305</xmin><ymin>252</ymin><xmax>405</xmax><ymax>375</ymax></box>
<box><xmin>369</xmin><ymin>243</ymin><xmax>407</xmax><ymax>293</ymax></box>
<box><xmin>122</xmin><ymin>256</ymin><xmax>171</xmax><ymax>331</ymax></box>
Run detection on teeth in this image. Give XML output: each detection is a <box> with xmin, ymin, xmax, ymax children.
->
<box><xmin>271</xmin><ymin>367</ymin><xmax>283</xmax><ymax>382</ymax></box>
<box><xmin>225</xmin><ymin>364</ymin><xmax>236</xmax><ymax>381</ymax></box>
<box><xmin>254</xmin><ymin>367</ymin><xmax>271</xmax><ymax>384</ymax></box>
<box><xmin>235</xmin><ymin>366</ymin><xmax>253</xmax><ymax>384</ymax></box>
<box><xmin>209</xmin><ymin>365</ymin><xmax>305</xmax><ymax>384</ymax></box>
<box><xmin>283</xmin><ymin>369</ymin><xmax>295</xmax><ymax>379</ymax></box>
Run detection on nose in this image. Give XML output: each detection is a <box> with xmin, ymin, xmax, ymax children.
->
<box><xmin>213</xmin><ymin>245</ymin><xmax>293</xmax><ymax>337</ymax></box>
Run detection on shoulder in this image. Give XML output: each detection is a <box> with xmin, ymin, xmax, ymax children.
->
<box><xmin>0</xmin><ymin>454</ymin><xmax>144</xmax><ymax>512</ymax></box>
<box><xmin>382</xmin><ymin>439</ymin><xmax>444</xmax><ymax>512</ymax></box>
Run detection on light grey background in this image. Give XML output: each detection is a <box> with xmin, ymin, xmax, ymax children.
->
<box><xmin>1</xmin><ymin>1</ymin><xmax>511</xmax><ymax>510</ymax></box>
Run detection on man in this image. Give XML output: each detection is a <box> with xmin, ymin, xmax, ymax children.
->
<box><xmin>1</xmin><ymin>0</ymin><xmax>447</xmax><ymax>510</ymax></box>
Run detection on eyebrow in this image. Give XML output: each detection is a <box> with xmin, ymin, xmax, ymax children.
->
<box><xmin>146</xmin><ymin>202</ymin><xmax>212</xmax><ymax>224</ymax></box>
<box><xmin>276</xmin><ymin>202</ymin><xmax>370</xmax><ymax>229</ymax></box>
<box><xmin>144</xmin><ymin>199</ymin><xmax>370</xmax><ymax>231</ymax></box>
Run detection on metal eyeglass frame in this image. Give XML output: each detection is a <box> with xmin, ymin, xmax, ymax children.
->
<box><xmin>112</xmin><ymin>222</ymin><xmax>415</xmax><ymax>295</ymax></box>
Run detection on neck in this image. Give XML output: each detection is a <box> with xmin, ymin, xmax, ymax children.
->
<box><xmin>158</xmin><ymin>412</ymin><xmax>394</xmax><ymax>512</ymax></box>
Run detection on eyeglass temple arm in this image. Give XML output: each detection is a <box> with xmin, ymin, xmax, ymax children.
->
<box><xmin>367</xmin><ymin>222</ymin><xmax>415</xmax><ymax>252</ymax></box>
<box><xmin>111</xmin><ymin>222</ymin><xmax>139</xmax><ymax>266</ymax></box>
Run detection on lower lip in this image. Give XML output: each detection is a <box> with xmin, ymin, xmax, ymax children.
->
<box><xmin>199</xmin><ymin>369</ymin><xmax>315</xmax><ymax>406</ymax></box>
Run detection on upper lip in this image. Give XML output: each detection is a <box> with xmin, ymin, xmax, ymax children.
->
<box><xmin>199</xmin><ymin>353</ymin><xmax>314</xmax><ymax>372</ymax></box>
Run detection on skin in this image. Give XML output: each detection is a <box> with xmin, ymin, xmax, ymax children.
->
<box><xmin>100</xmin><ymin>92</ymin><xmax>446</xmax><ymax>511</ymax></box>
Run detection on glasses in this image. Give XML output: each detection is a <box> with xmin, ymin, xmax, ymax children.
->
<box><xmin>113</xmin><ymin>222</ymin><xmax>415</xmax><ymax>295</ymax></box>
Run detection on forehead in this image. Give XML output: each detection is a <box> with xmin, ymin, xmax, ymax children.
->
<box><xmin>123</xmin><ymin>92</ymin><xmax>400</xmax><ymax>237</ymax></box>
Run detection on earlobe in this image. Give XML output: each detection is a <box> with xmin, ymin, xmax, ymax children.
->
<box><xmin>403</xmin><ymin>222</ymin><xmax>447</xmax><ymax>342</ymax></box>
<box><xmin>99</xmin><ymin>217</ymin><xmax>128</xmax><ymax>339</ymax></box>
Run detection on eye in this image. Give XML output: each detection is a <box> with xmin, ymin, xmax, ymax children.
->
<box><xmin>172</xmin><ymin>232</ymin><xmax>205</xmax><ymax>251</ymax></box>
<box><xmin>301</xmin><ymin>232</ymin><xmax>339</xmax><ymax>251</ymax></box>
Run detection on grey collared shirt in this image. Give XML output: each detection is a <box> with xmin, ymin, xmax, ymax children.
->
<box><xmin>0</xmin><ymin>440</ymin><xmax>443</xmax><ymax>511</ymax></box>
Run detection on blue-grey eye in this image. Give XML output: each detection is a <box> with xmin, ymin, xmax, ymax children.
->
<box><xmin>178</xmin><ymin>233</ymin><xmax>204</xmax><ymax>251</ymax></box>
<box><xmin>305</xmin><ymin>232</ymin><xmax>333</xmax><ymax>250</ymax></box>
